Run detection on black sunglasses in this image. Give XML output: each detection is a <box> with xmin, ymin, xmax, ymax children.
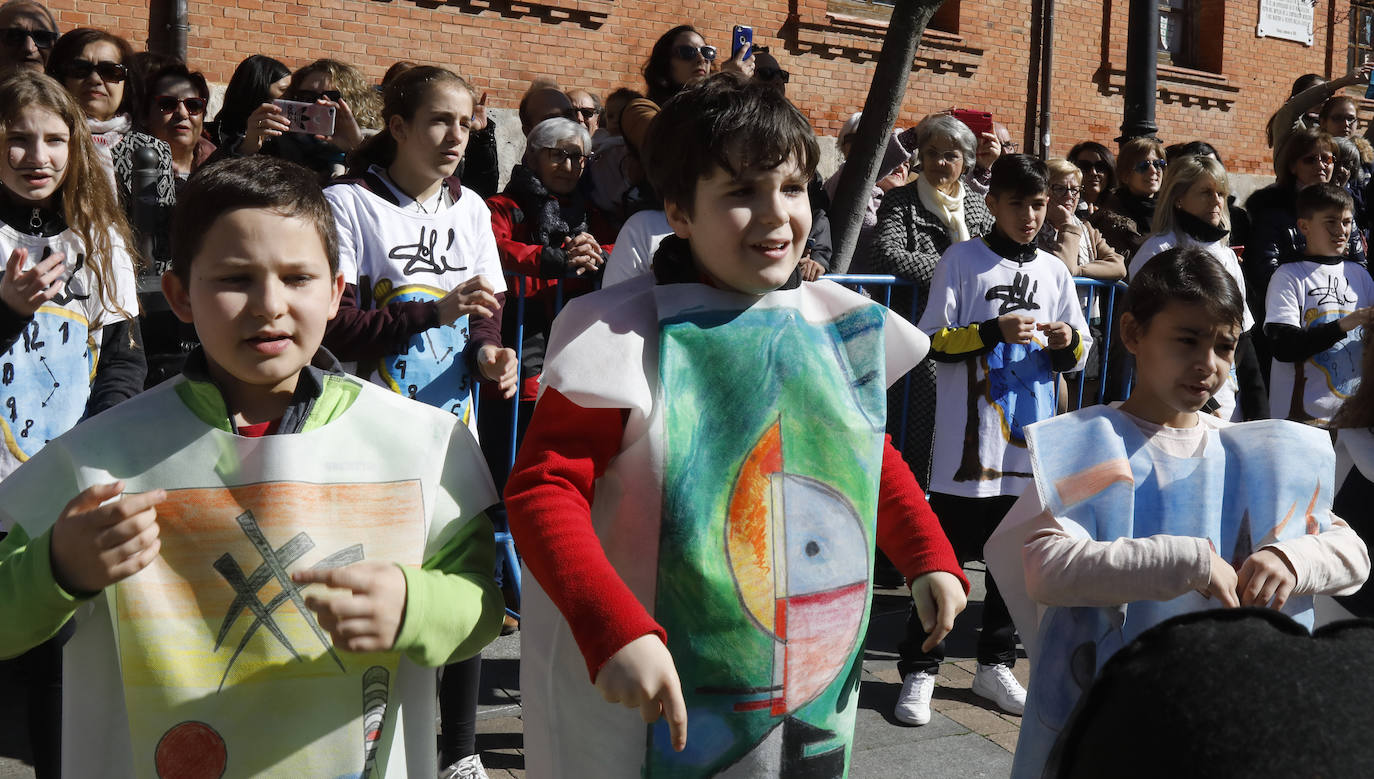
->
<box><xmin>0</xmin><ymin>27</ymin><xmax>56</xmax><ymax>49</ymax></box>
<box><xmin>672</xmin><ymin>45</ymin><xmax>717</xmax><ymax>62</ymax></box>
<box><xmin>294</xmin><ymin>89</ymin><xmax>342</xmax><ymax>104</ymax></box>
<box><xmin>1133</xmin><ymin>159</ymin><xmax>1167</xmax><ymax>173</ymax></box>
<box><xmin>574</xmin><ymin>106</ymin><xmax>599</xmax><ymax>119</ymax></box>
<box><xmin>154</xmin><ymin>95</ymin><xmax>208</xmax><ymax>115</ymax></box>
<box><xmin>64</xmin><ymin>59</ymin><xmax>127</xmax><ymax>83</ymax></box>
<box><xmin>1074</xmin><ymin>158</ymin><xmax>1112</xmax><ymax>175</ymax></box>
<box><xmin>758</xmin><ymin>67</ymin><xmax>790</xmax><ymax>83</ymax></box>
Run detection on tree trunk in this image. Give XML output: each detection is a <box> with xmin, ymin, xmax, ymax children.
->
<box><xmin>829</xmin><ymin>0</ymin><xmax>947</xmax><ymax>274</ymax></box>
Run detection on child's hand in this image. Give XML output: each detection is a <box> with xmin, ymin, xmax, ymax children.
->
<box><xmin>798</xmin><ymin>258</ymin><xmax>825</xmax><ymax>282</ymax></box>
<box><xmin>998</xmin><ymin>313</ymin><xmax>1035</xmax><ymax>345</ymax></box>
<box><xmin>478</xmin><ymin>344</ymin><xmax>519</xmax><ymax>399</ymax></box>
<box><xmin>436</xmin><ymin>276</ymin><xmax>500</xmax><ymax>325</ymax></box>
<box><xmin>594</xmin><ymin>634</ymin><xmax>688</xmax><ymax>752</ymax></box>
<box><xmin>1236</xmin><ymin>549</ymin><xmax>1297</xmax><ymax>610</ymax></box>
<box><xmin>1339</xmin><ymin>307</ymin><xmax>1374</xmax><ymax>332</ymax></box>
<box><xmin>1</xmin><ymin>248</ymin><xmax>65</xmax><ymax>316</ymax></box>
<box><xmin>1199</xmin><ymin>549</ymin><xmax>1240</xmax><ymax>607</ymax></box>
<box><xmin>470</xmin><ymin>92</ymin><xmax>489</xmax><ymax>133</ymax></box>
<box><xmin>292</xmin><ymin>561</ymin><xmax>408</xmax><ymax>653</ymax></box>
<box><xmin>1037</xmin><ymin>321</ymin><xmax>1072</xmax><ymax>349</ymax></box>
<box><xmin>50</xmin><ymin>482</ymin><xmax>165</xmax><ymax>595</ymax></box>
<box><xmin>910</xmin><ymin>571</ymin><xmax>968</xmax><ymax>652</ymax></box>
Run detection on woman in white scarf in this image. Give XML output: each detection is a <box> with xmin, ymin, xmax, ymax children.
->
<box><xmin>48</xmin><ymin>28</ymin><xmax>176</xmax><ymax>273</ymax></box>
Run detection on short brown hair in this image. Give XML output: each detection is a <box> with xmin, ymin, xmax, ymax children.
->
<box><xmin>642</xmin><ymin>72</ymin><xmax>819</xmax><ymax>216</ymax></box>
<box><xmin>1116</xmin><ymin>136</ymin><xmax>1166</xmax><ymax>182</ymax></box>
<box><xmin>170</xmin><ymin>157</ymin><xmax>339</xmax><ymax>282</ymax></box>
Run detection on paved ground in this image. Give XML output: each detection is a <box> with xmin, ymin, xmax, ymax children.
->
<box><xmin>0</xmin><ymin>564</ymin><xmax>1025</xmax><ymax>778</ymax></box>
<box><xmin>473</xmin><ymin>562</ymin><xmax>1023</xmax><ymax>778</ymax></box>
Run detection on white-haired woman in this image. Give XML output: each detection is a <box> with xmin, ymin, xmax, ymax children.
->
<box><xmin>483</xmin><ymin>116</ymin><xmax>613</xmax><ymax>459</ymax></box>
<box><xmin>869</xmin><ymin>113</ymin><xmax>994</xmax><ymax>480</ymax></box>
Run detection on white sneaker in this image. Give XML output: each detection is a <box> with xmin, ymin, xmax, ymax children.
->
<box><xmin>971</xmin><ymin>662</ymin><xmax>1026</xmax><ymax>715</ymax></box>
<box><xmin>439</xmin><ymin>754</ymin><xmax>490</xmax><ymax>779</ymax></box>
<box><xmin>893</xmin><ymin>670</ymin><xmax>936</xmax><ymax>725</ymax></box>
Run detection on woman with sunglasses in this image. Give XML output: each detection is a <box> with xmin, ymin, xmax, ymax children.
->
<box><xmin>1246</xmin><ymin>129</ymin><xmax>1363</xmax><ymax>328</ymax></box>
<box><xmin>1067</xmin><ymin>141</ymin><xmax>1116</xmax><ymax>218</ymax></box>
<box><xmin>45</xmin><ymin>29</ymin><xmax>176</xmax><ymax>246</ymax></box>
<box><xmin>642</xmin><ymin>24</ymin><xmax>753</xmax><ymax>107</ymax></box>
<box><xmin>0</xmin><ymin>0</ymin><xmax>58</xmax><ymax>73</ymax></box>
<box><xmin>1090</xmin><ymin>136</ymin><xmax>1165</xmax><ymax>260</ymax></box>
<box><xmin>140</xmin><ymin>62</ymin><xmax>214</xmax><ymax>181</ymax></box>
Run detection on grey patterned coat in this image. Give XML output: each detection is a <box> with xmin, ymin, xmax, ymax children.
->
<box><xmin>868</xmin><ymin>180</ymin><xmax>995</xmax><ymax>318</ymax></box>
<box><xmin>866</xmin><ymin>179</ymin><xmax>993</xmax><ymax>486</ymax></box>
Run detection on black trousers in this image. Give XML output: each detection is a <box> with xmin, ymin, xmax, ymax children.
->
<box><xmin>897</xmin><ymin>493</ymin><xmax>1018</xmax><ymax>678</ymax></box>
<box><xmin>0</xmin><ymin>624</ymin><xmax>70</xmax><ymax>779</ymax></box>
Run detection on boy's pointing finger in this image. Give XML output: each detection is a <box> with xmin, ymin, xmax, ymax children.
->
<box><xmin>661</xmin><ymin>675</ymin><xmax>689</xmax><ymax>751</ymax></box>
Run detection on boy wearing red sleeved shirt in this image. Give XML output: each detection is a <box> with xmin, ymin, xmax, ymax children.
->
<box><xmin>505</xmin><ymin>75</ymin><xmax>967</xmax><ymax>779</ymax></box>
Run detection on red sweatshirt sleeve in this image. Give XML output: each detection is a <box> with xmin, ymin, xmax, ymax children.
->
<box><xmin>876</xmin><ymin>435</ymin><xmax>970</xmax><ymax>593</ymax></box>
<box><xmin>503</xmin><ymin>387</ymin><xmax>665</xmax><ymax>681</ymax></box>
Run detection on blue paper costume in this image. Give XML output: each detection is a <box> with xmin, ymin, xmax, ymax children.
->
<box><xmin>1000</xmin><ymin>407</ymin><xmax>1335</xmax><ymax>778</ymax></box>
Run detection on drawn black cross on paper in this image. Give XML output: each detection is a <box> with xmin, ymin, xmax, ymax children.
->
<box><xmin>212</xmin><ymin>509</ymin><xmax>364</xmax><ymax>691</ymax></box>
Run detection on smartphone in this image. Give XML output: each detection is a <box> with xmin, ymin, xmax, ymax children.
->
<box><xmin>273</xmin><ymin>98</ymin><xmax>336</xmax><ymax>136</ymax></box>
<box><xmin>732</xmin><ymin>25</ymin><xmax>753</xmax><ymax>61</ymax></box>
<box><xmin>952</xmin><ymin>108</ymin><xmax>993</xmax><ymax>140</ymax></box>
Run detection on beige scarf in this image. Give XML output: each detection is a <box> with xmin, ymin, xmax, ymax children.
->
<box><xmin>917</xmin><ymin>175</ymin><xmax>969</xmax><ymax>244</ymax></box>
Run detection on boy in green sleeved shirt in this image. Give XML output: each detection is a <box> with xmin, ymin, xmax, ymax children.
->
<box><xmin>0</xmin><ymin>156</ymin><xmax>503</xmax><ymax>778</ymax></box>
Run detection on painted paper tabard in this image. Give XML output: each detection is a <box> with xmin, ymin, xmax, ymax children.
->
<box><xmin>115</xmin><ymin>480</ymin><xmax>425</xmax><ymax>779</ymax></box>
<box><xmin>369</xmin><ymin>278</ymin><xmax>474</xmax><ymax>430</ymax></box>
<box><xmin>651</xmin><ymin>299</ymin><xmax>888</xmax><ymax>777</ymax></box>
<box><xmin>1006</xmin><ymin>408</ymin><xmax>1334</xmax><ymax>778</ymax></box>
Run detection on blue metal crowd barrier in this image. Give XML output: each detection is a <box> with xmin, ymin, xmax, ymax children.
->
<box><xmin>486</xmin><ymin>272</ymin><xmax>1128</xmax><ymax>610</ymax></box>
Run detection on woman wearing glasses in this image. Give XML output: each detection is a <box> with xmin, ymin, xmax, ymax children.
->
<box><xmin>1245</xmin><ymin>129</ymin><xmax>1360</xmax><ymax>326</ymax></box>
<box><xmin>1090</xmin><ymin>136</ymin><xmax>1165</xmax><ymax>260</ymax></box>
<box><xmin>140</xmin><ymin>62</ymin><xmax>214</xmax><ymax>181</ymax></box>
<box><xmin>1129</xmin><ymin>154</ymin><xmax>1268</xmax><ymax>420</ymax></box>
<box><xmin>1067</xmin><ymin>141</ymin><xmax>1116</xmax><ymax>219</ymax></box>
<box><xmin>0</xmin><ymin>0</ymin><xmax>58</xmax><ymax>73</ymax></box>
<box><xmin>46</xmin><ymin>28</ymin><xmax>175</xmax><ymax>246</ymax></box>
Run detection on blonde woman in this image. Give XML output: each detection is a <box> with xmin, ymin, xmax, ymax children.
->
<box><xmin>1130</xmin><ymin>154</ymin><xmax>1266</xmax><ymax>420</ymax></box>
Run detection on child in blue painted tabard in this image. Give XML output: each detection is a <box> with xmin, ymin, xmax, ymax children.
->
<box><xmin>987</xmin><ymin>247</ymin><xmax>1370</xmax><ymax>778</ymax></box>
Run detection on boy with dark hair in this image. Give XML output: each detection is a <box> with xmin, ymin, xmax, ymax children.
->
<box><xmin>0</xmin><ymin>156</ymin><xmax>504</xmax><ymax>777</ymax></box>
<box><xmin>505</xmin><ymin>73</ymin><xmax>969</xmax><ymax>777</ymax></box>
<box><xmin>1265</xmin><ymin>182</ymin><xmax>1374</xmax><ymax>424</ymax></box>
<box><xmin>894</xmin><ymin>154</ymin><xmax>1091</xmax><ymax>724</ymax></box>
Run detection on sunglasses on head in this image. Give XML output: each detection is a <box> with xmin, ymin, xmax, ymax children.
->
<box><xmin>672</xmin><ymin>45</ymin><xmax>717</xmax><ymax>62</ymax></box>
<box><xmin>155</xmin><ymin>95</ymin><xmax>207</xmax><ymax>115</ymax></box>
<box><xmin>0</xmin><ymin>27</ymin><xmax>56</xmax><ymax>49</ymax></box>
<box><xmin>758</xmin><ymin>67</ymin><xmax>790</xmax><ymax>83</ymax></box>
<box><xmin>1134</xmin><ymin>158</ymin><xmax>1167</xmax><ymax>173</ymax></box>
<box><xmin>294</xmin><ymin>89</ymin><xmax>342</xmax><ymax>104</ymax></box>
<box><xmin>64</xmin><ymin>59</ymin><xmax>127</xmax><ymax>83</ymax></box>
<box><xmin>1074</xmin><ymin>158</ymin><xmax>1111</xmax><ymax>175</ymax></box>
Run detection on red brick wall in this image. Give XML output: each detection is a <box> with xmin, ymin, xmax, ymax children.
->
<box><xmin>53</xmin><ymin>0</ymin><xmax>1357</xmax><ymax>175</ymax></box>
